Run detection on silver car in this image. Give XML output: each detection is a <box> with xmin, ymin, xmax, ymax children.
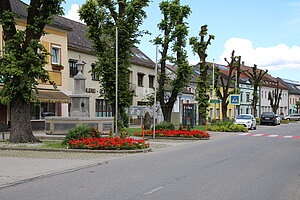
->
<box><xmin>285</xmin><ymin>114</ymin><xmax>300</xmax><ymax>121</ymax></box>
<box><xmin>234</xmin><ymin>114</ymin><xmax>257</xmax><ymax>129</ymax></box>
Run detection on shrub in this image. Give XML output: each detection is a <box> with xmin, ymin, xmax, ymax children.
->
<box><xmin>208</xmin><ymin>124</ymin><xmax>248</xmax><ymax>132</ymax></box>
<box><xmin>63</xmin><ymin>126</ymin><xmax>102</xmax><ymax>144</ymax></box>
<box><xmin>211</xmin><ymin>120</ymin><xmax>233</xmax><ymax>127</ymax></box>
<box><xmin>281</xmin><ymin>120</ymin><xmax>289</xmax><ymax>124</ymax></box>
<box><xmin>153</xmin><ymin>121</ymin><xmax>175</xmax><ymax>131</ymax></box>
<box><xmin>256</xmin><ymin>118</ymin><xmax>260</xmax><ymax>124</ymax></box>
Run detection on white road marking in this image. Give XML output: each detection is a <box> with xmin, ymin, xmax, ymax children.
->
<box><xmin>283</xmin><ymin>136</ymin><xmax>293</xmax><ymax>138</ymax></box>
<box><xmin>267</xmin><ymin>135</ymin><xmax>279</xmax><ymax>137</ymax></box>
<box><xmin>143</xmin><ymin>186</ymin><xmax>164</xmax><ymax>195</ymax></box>
<box><xmin>253</xmin><ymin>134</ymin><xmax>263</xmax><ymax>137</ymax></box>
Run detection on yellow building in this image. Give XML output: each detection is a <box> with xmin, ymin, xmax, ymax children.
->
<box><xmin>0</xmin><ymin>0</ymin><xmax>70</xmax><ymax>128</ymax></box>
<box><xmin>208</xmin><ymin>89</ymin><xmax>236</xmax><ymax>120</ymax></box>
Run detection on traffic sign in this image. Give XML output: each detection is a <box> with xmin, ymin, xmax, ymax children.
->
<box><xmin>209</xmin><ymin>99</ymin><xmax>221</xmax><ymax>103</ymax></box>
<box><xmin>229</xmin><ymin>94</ymin><xmax>240</xmax><ymax>105</ymax></box>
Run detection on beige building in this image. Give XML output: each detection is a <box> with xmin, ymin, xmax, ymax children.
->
<box><xmin>59</xmin><ymin>17</ymin><xmax>156</xmax><ymax>121</ymax></box>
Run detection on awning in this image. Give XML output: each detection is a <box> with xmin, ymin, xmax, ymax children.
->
<box><xmin>0</xmin><ymin>86</ymin><xmax>70</xmax><ymax>103</ymax></box>
<box><xmin>33</xmin><ymin>89</ymin><xmax>70</xmax><ymax>103</ymax></box>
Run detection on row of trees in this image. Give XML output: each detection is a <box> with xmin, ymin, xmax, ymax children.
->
<box><xmin>0</xmin><ymin>0</ymin><xmax>279</xmax><ymax>143</ymax></box>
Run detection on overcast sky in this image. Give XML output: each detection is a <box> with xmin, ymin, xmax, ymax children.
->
<box><xmin>23</xmin><ymin>0</ymin><xmax>300</xmax><ymax>81</ymax></box>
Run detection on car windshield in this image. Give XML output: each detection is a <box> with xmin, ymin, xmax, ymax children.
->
<box><xmin>236</xmin><ymin>115</ymin><xmax>251</xmax><ymax>119</ymax></box>
<box><xmin>262</xmin><ymin>112</ymin><xmax>274</xmax><ymax>117</ymax></box>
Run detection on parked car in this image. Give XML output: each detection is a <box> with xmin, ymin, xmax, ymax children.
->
<box><xmin>285</xmin><ymin>114</ymin><xmax>300</xmax><ymax>121</ymax></box>
<box><xmin>234</xmin><ymin>114</ymin><xmax>257</xmax><ymax>129</ymax></box>
<box><xmin>260</xmin><ymin>112</ymin><xmax>280</xmax><ymax>125</ymax></box>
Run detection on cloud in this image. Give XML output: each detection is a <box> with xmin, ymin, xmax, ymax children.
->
<box><xmin>188</xmin><ymin>59</ymin><xmax>200</xmax><ymax>66</ymax></box>
<box><xmin>64</xmin><ymin>4</ymin><xmax>83</xmax><ymax>23</ymax></box>
<box><xmin>219</xmin><ymin>37</ymin><xmax>300</xmax><ymax>71</ymax></box>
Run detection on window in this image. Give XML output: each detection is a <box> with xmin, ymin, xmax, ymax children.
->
<box><xmin>30</xmin><ymin>103</ymin><xmax>56</xmax><ymax>120</ymax></box>
<box><xmin>240</xmin><ymin>92</ymin><xmax>243</xmax><ymax>102</ymax></box>
<box><xmin>246</xmin><ymin>108</ymin><xmax>249</xmax><ymax>114</ymax></box>
<box><xmin>229</xmin><ymin>109</ymin><xmax>232</xmax><ymax>117</ymax></box>
<box><xmin>210</xmin><ymin>108</ymin><xmax>213</xmax><ymax>117</ymax></box>
<box><xmin>69</xmin><ymin>60</ymin><xmax>78</xmax><ymax>77</ymax></box>
<box><xmin>95</xmin><ymin>99</ymin><xmax>112</xmax><ymax>117</ymax></box>
<box><xmin>246</xmin><ymin>92</ymin><xmax>250</xmax><ymax>102</ymax></box>
<box><xmin>210</xmin><ymin>89</ymin><xmax>213</xmax><ymax>98</ymax></box>
<box><xmin>216</xmin><ymin>108</ymin><xmax>220</xmax><ymax>117</ymax></box>
<box><xmin>149</xmin><ymin>75</ymin><xmax>154</xmax><ymax>88</ymax></box>
<box><xmin>51</xmin><ymin>45</ymin><xmax>61</xmax><ymax>65</ymax></box>
<box><xmin>137</xmin><ymin>73</ymin><xmax>144</xmax><ymax>87</ymax></box>
<box><xmin>91</xmin><ymin>64</ymin><xmax>99</xmax><ymax>81</ymax></box>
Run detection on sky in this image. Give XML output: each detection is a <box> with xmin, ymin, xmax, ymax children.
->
<box><xmin>24</xmin><ymin>0</ymin><xmax>300</xmax><ymax>81</ymax></box>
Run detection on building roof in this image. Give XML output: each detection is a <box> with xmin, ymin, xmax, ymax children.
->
<box><xmin>10</xmin><ymin>0</ymin><xmax>72</xmax><ymax>31</ymax></box>
<box><xmin>11</xmin><ymin>0</ymin><xmax>155</xmax><ymax>69</ymax></box>
<box><xmin>278</xmin><ymin>78</ymin><xmax>300</xmax><ymax>95</ymax></box>
<box><xmin>53</xmin><ymin>13</ymin><xmax>155</xmax><ymax>68</ymax></box>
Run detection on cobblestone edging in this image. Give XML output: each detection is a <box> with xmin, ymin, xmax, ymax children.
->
<box><xmin>0</xmin><ymin>147</ymin><xmax>151</xmax><ymax>153</ymax></box>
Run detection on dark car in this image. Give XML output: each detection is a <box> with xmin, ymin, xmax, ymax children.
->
<box><xmin>260</xmin><ymin>112</ymin><xmax>280</xmax><ymax>125</ymax></box>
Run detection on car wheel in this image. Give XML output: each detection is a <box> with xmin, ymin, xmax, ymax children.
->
<box><xmin>253</xmin><ymin>125</ymin><xmax>256</xmax><ymax>130</ymax></box>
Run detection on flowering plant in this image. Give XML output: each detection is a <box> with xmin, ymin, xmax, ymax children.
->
<box><xmin>63</xmin><ymin>126</ymin><xmax>104</xmax><ymax>144</ymax></box>
<box><xmin>68</xmin><ymin>137</ymin><xmax>149</xmax><ymax>150</ymax></box>
<box><xmin>134</xmin><ymin>129</ymin><xmax>210</xmax><ymax>138</ymax></box>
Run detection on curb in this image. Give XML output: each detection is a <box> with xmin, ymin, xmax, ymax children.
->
<box><xmin>0</xmin><ymin>147</ymin><xmax>152</xmax><ymax>153</ymax></box>
<box><xmin>147</xmin><ymin>137</ymin><xmax>210</xmax><ymax>140</ymax></box>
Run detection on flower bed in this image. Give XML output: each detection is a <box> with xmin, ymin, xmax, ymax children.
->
<box><xmin>134</xmin><ymin>130</ymin><xmax>210</xmax><ymax>139</ymax></box>
<box><xmin>68</xmin><ymin>137</ymin><xmax>149</xmax><ymax>150</ymax></box>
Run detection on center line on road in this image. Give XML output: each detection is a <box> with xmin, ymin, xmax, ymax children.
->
<box><xmin>143</xmin><ymin>186</ymin><xmax>164</xmax><ymax>195</ymax></box>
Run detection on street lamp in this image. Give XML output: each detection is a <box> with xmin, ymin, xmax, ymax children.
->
<box><xmin>178</xmin><ymin>92</ymin><xmax>183</xmax><ymax>124</ymax></box>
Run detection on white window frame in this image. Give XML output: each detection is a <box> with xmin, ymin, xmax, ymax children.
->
<box><xmin>51</xmin><ymin>44</ymin><xmax>61</xmax><ymax>65</ymax></box>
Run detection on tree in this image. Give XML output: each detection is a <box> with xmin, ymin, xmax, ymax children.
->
<box><xmin>0</xmin><ymin>0</ymin><xmax>64</xmax><ymax>143</ymax></box>
<box><xmin>295</xmin><ymin>101</ymin><xmax>300</xmax><ymax>113</ymax></box>
<box><xmin>215</xmin><ymin>50</ymin><xmax>241</xmax><ymax>121</ymax></box>
<box><xmin>246</xmin><ymin>64</ymin><xmax>268</xmax><ymax>117</ymax></box>
<box><xmin>153</xmin><ymin>0</ymin><xmax>192</xmax><ymax>122</ymax></box>
<box><xmin>268</xmin><ymin>80</ymin><xmax>282</xmax><ymax>114</ymax></box>
<box><xmin>189</xmin><ymin>25</ymin><xmax>215</xmax><ymax>125</ymax></box>
<box><xmin>79</xmin><ymin>0</ymin><xmax>150</xmax><ymax>129</ymax></box>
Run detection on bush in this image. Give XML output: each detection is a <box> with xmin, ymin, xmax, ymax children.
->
<box><xmin>63</xmin><ymin>126</ymin><xmax>102</xmax><ymax>144</ymax></box>
<box><xmin>256</xmin><ymin>118</ymin><xmax>260</xmax><ymax>124</ymax></box>
<box><xmin>211</xmin><ymin>120</ymin><xmax>234</xmax><ymax>127</ymax></box>
<box><xmin>153</xmin><ymin>121</ymin><xmax>175</xmax><ymax>131</ymax></box>
<box><xmin>208</xmin><ymin>124</ymin><xmax>248</xmax><ymax>132</ymax></box>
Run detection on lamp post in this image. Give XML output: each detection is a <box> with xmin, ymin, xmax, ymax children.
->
<box><xmin>178</xmin><ymin>92</ymin><xmax>183</xmax><ymax>125</ymax></box>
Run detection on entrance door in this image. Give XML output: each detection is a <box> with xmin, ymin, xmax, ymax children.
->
<box><xmin>0</xmin><ymin>104</ymin><xmax>7</xmax><ymax>124</ymax></box>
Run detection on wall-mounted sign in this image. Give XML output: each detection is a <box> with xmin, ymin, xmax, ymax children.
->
<box><xmin>86</xmin><ymin>88</ymin><xmax>96</xmax><ymax>93</ymax></box>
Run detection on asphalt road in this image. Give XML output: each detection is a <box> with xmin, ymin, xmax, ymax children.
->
<box><xmin>1</xmin><ymin>123</ymin><xmax>300</xmax><ymax>200</ymax></box>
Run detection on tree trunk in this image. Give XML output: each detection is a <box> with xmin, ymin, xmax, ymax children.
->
<box><xmin>10</xmin><ymin>98</ymin><xmax>40</xmax><ymax>143</ymax></box>
<box><xmin>161</xmin><ymin>105</ymin><xmax>173</xmax><ymax>122</ymax></box>
<box><xmin>221</xmin><ymin>102</ymin><xmax>228</xmax><ymax>121</ymax></box>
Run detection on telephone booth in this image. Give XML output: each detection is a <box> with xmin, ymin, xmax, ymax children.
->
<box><xmin>182</xmin><ymin>103</ymin><xmax>196</xmax><ymax>128</ymax></box>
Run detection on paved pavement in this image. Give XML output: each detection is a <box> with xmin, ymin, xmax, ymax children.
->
<box><xmin>0</xmin><ymin>135</ymin><xmax>204</xmax><ymax>187</ymax></box>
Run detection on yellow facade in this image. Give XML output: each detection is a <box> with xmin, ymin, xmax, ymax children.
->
<box><xmin>208</xmin><ymin>89</ymin><xmax>235</xmax><ymax>120</ymax></box>
<box><xmin>0</xmin><ymin>19</ymin><xmax>69</xmax><ymax>91</ymax></box>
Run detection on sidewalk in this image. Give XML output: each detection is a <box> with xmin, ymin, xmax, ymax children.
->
<box><xmin>0</xmin><ymin>135</ymin><xmax>202</xmax><ymax>188</ymax></box>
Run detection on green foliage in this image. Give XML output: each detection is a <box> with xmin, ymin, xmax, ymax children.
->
<box><xmin>153</xmin><ymin>121</ymin><xmax>175</xmax><ymax>131</ymax></box>
<box><xmin>63</xmin><ymin>126</ymin><xmax>102</xmax><ymax>144</ymax></box>
<box><xmin>189</xmin><ymin>25</ymin><xmax>215</xmax><ymax>124</ymax></box>
<box><xmin>0</xmin><ymin>0</ymin><xmax>64</xmax><ymax>105</ymax></box>
<box><xmin>256</xmin><ymin>118</ymin><xmax>260</xmax><ymax>124</ymax></box>
<box><xmin>79</xmin><ymin>0</ymin><xmax>149</xmax><ymax>129</ymax></box>
<box><xmin>208</xmin><ymin>124</ymin><xmax>248</xmax><ymax>132</ymax></box>
<box><xmin>152</xmin><ymin>0</ymin><xmax>192</xmax><ymax>122</ymax></box>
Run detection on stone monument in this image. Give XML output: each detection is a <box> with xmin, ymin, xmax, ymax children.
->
<box><xmin>69</xmin><ymin>60</ymin><xmax>90</xmax><ymax>117</ymax></box>
<box><xmin>45</xmin><ymin>59</ymin><xmax>114</xmax><ymax>135</ymax></box>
